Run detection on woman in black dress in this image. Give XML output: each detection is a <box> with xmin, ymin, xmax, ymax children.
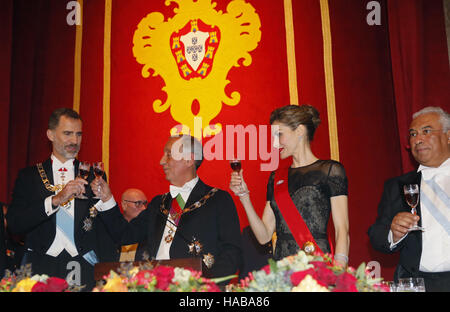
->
<box><xmin>230</xmin><ymin>105</ymin><xmax>350</xmax><ymax>267</ymax></box>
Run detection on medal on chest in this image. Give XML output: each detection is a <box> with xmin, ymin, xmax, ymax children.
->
<box><xmin>82</xmin><ymin>206</ymin><xmax>99</xmax><ymax>232</ymax></box>
<box><xmin>57</xmin><ymin>167</ymin><xmax>71</xmax><ymax>209</ymax></box>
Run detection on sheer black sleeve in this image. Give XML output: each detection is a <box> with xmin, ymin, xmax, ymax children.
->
<box><xmin>327</xmin><ymin>161</ymin><xmax>348</xmax><ymax>197</ymax></box>
<box><xmin>266</xmin><ymin>171</ymin><xmax>276</xmax><ymax>202</ymax></box>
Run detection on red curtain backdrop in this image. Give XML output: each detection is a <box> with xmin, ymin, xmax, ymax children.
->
<box><xmin>2</xmin><ymin>0</ymin><xmax>449</xmax><ymax>281</ymax></box>
<box><xmin>0</xmin><ymin>0</ymin><xmax>13</xmax><ymax>206</ymax></box>
<box><xmin>388</xmin><ymin>0</ymin><xmax>450</xmax><ymax>173</ymax></box>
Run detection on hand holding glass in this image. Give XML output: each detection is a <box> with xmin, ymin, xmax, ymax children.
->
<box><xmin>403</xmin><ymin>184</ymin><xmax>424</xmax><ymax>231</ymax></box>
<box><xmin>230</xmin><ymin>159</ymin><xmax>248</xmax><ymax>196</ymax></box>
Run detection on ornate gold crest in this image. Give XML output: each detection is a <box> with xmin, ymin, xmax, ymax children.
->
<box><xmin>132</xmin><ymin>0</ymin><xmax>261</xmax><ymax>138</ymax></box>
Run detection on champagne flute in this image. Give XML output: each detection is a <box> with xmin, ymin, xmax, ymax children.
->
<box><xmin>230</xmin><ymin>159</ymin><xmax>246</xmax><ymax>196</ymax></box>
<box><xmin>76</xmin><ymin>161</ymin><xmax>90</xmax><ymax>199</ymax></box>
<box><xmin>92</xmin><ymin>162</ymin><xmax>104</xmax><ymax>199</ymax></box>
<box><xmin>403</xmin><ymin>184</ymin><xmax>424</xmax><ymax>231</ymax></box>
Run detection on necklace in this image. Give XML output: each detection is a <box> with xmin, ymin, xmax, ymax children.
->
<box><xmin>37</xmin><ymin>163</ymin><xmax>72</xmax><ymax>208</ymax></box>
<box><xmin>160</xmin><ymin>188</ymin><xmax>218</xmax><ymax>243</ymax></box>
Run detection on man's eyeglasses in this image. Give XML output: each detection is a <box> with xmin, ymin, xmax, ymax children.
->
<box><xmin>123</xmin><ymin>199</ymin><xmax>148</xmax><ymax>207</ymax></box>
<box><xmin>408</xmin><ymin>128</ymin><xmax>442</xmax><ymax>139</ymax></box>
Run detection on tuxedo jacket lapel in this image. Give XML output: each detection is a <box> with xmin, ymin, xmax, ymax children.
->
<box><xmin>184</xmin><ymin>179</ymin><xmax>208</xmax><ymax>209</ymax></box>
<box><xmin>42</xmin><ymin>158</ymin><xmax>54</xmax><ymax>189</ymax></box>
<box><xmin>151</xmin><ymin>194</ymin><xmax>172</xmax><ymax>256</ymax></box>
<box><xmin>42</xmin><ymin>159</ymin><xmax>56</xmax><ymax>228</ymax></box>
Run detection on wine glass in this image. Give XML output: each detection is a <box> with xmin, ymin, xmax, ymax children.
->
<box><xmin>230</xmin><ymin>159</ymin><xmax>246</xmax><ymax>196</ymax></box>
<box><xmin>230</xmin><ymin>159</ymin><xmax>241</xmax><ymax>173</ymax></box>
<box><xmin>403</xmin><ymin>184</ymin><xmax>424</xmax><ymax>231</ymax></box>
<box><xmin>398</xmin><ymin>277</ymin><xmax>426</xmax><ymax>292</ymax></box>
<box><xmin>76</xmin><ymin>161</ymin><xmax>90</xmax><ymax>199</ymax></box>
<box><xmin>92</xmin><ymin>162</ymin><xmax>104</xmax><ymax>199</ymax></box>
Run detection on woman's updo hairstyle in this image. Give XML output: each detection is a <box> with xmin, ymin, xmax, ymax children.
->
<box><xmin>269</xmin><ymin>104</ymin><xmax>321</xmax><ymax>142</ymax></box>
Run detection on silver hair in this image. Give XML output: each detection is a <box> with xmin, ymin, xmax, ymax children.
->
<box><xmin>170</xmin><ymin>135</ymin><xmax>203</xmax><ymax>169</ymax></box>
<box><xmin>413</xmin><ymin>106</ymin><xmax>450</xmax><ymax>132</ymax></box>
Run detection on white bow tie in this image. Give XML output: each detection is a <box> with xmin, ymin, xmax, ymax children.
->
<box><xmin>420</xmin><ymin>165</ymin><xmax>450</xmax><ymax>181</ymax></box>
<box><xmin>170</xmin><ymin>184</ymin><xmax>193</xmax><ymax>198</ymax></box>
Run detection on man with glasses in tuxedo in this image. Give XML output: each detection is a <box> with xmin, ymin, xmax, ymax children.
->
<box><xmin>368</xmin><ymin>106</ymin><xmax>450</xmax><ymax>291</ymax></box>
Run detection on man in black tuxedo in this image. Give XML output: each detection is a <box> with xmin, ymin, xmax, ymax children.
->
<box><xmin>368</xmin><ymin>106</ymin><xmax>450</xmax><ymax>291</ymax></box>
<box><xmin>94</xmin><ymin>135</ymin><xmax>242</xmax><ymax>281</ymax></box>
<box><xmin>7</xmin><ymin>108</ymin><xmax>118</xmax><ymax>290</ymax></box>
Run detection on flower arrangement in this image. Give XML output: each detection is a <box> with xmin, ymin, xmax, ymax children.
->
<box><xmin>92</xmin><ymin>262</ymin><xmax>222</xmax><ymax>292</ymax></box>
<box><xmin>228</xmin><ymin>251</ymin><xmax>389</xmax><ymax>292</ymax></box>
<box><xmin>1</xmin><ymin>252</ymin><xmax>388</xmax><ymax>292</ymax></box>
<box><xmin>0</xmin><ymin>264</ymin><xmax>77</xmax><ymax>292</ymax></box>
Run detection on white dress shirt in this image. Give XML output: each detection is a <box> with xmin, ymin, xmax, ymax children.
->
<box><xmin>389</xmin><ymin>158</ymin><xmax>450</xmax><ymax>272</ymax></box>
<box><xmin>155</xmin><ymin>176</ymin><xmax>199</xmax><ymax>260</ymax></box>
<box><xmin>45</xmin><ymin>154</ymin><xmax>78</xmax><ymax>257</ymax></box>
<box><xmin>418</xmin><ymin>158</ymin><xmax>450</xmax><ymax>272</ymax></box>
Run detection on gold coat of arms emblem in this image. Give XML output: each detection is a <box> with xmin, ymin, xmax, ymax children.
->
<box><xmin>132</xmin><ymin>0</ymin><xmax>261</xmax><ymax>138</ymax></box>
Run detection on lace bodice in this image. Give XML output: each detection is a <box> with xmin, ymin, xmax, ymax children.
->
<box><xmin>266</xmin><ymin>159</ymin><xmax>348</xmax><ymax>260</ymax></box>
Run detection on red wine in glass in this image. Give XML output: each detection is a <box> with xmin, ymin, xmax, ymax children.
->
<box><xmin>79</xmin><ymin>169</ymin><xmax>89</xmax><ymax>180</ymax></box>
<box><xmin>405</xmin><ymin>193</ymin><xmax>419</xmax><ymax>208</ymax></box>
<box><xmin>230</xmin><ymin>160</ymin><xmax>241</xmax><ymax>172</ymax></box>
<box><xmin>93</xmin><ymin>162</ymin><xmax>104</xmax><ymax>199</ymax></box>
<box><xmin>94</xmin><ymin>167</ymin><xmax>104</xmax><ymax>178</ymax></box>
<box><xmin>230</xmin><ymin>159</ymin><xmax>246</xmax><ymax>195</ymax></box>
<box><xmin>403</xmin><ymin>184</ymin><xmax>424</xmax><ymax>231</ymax></box>
<box><xmin>77</xmin><ymin>161</ymin><xmax>90</xmax><ymax>199</ymax></box>
<box><xmin>93</xmin><ymin>162</ymin><xmax>104</xmax><ymax>178</ymax></box>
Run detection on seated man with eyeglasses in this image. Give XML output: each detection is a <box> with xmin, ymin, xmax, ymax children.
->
<box><xmin>115</xmin><ymin>189</ymin><xmax>149</xmax><ymax>261</ymax></box>
<box><xmin>121</xmin><ymin>188</ymin><xmax>148</xmax><ymax>222</ymax></box>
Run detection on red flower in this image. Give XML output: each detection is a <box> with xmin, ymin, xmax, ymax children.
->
<box><xmin>153</xmin><ymin>266</ymin><xmax>175</xmax><ymax>291</ymax></box>
<box><xmin>333</xmin><ymin>272</ymin><xmax>358</xmax><ymax>292</ymax></box>
<box><xmin>45</xmin><ymin>277</ymin><xmax>68</xmax><ymax>292</ymax></box>
<box><xmin>31</xmin><ymin>282</ymin><xmax>48</xmax><ymax>292</ymax></box>
<box><xmin>31</xmin><ymin>278</ymin><xmax>68</xmax><ymax>292</ymax></box>
<box><xmin>261</xmin><ymin>265</ymin><xmax>271</xmax><ymax>275</ymax></box>
<box><xmin>315</xmin><ymin>266</ymin><xmax>337</xmax><ymax>286</ymax></box>
<box><xmin>290</xmin><ymin>268</ymin><xmax>316</xmax><ymax>286</ymax></box>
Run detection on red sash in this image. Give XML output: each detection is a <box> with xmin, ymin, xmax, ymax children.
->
<box><xmin>169</xmin><ymin>198</ymin><xmax>183</xmax><ymax>226</ymax></box>
<box><xmin>273</xmin><ymin>167</ymin><xmax>334</xmax><ymax>257</ymax></box>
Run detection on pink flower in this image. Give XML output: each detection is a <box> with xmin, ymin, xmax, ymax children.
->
<box><xmin>205</xmin><ymin>282</ymin><xmax>221</xmax><ymax>292</ymax></box>
<box><xmin>374</xmin><ymin>283</ymin><xmax>391</xmax><ymax>292</ymax></box>
<box><xmin>134</xmin><ymin>270</ymin><xmax>154</xmax><ymax>285</ymax></box>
